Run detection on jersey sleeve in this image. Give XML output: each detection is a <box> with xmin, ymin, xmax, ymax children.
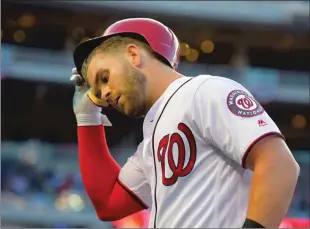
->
<box><xmin>192</xmin><ymin>77</ymin><xmax>285</xmax><ymax>168</ymax></box>
<box><xmin>118</xmin><ymin>141</ymin><xmax>152</xmax><ymax>208</ymax></box>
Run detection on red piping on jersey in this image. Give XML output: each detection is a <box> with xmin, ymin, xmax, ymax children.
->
<box><xmin>78</xmin><ymin>125</ymin><xmax>147</xmax><ymax>221</ymax></box>
<box><xmin>151</xmin><ymin>78</ymin><xmax>194</xmax><ymax>228</ymax></box>
<box><xmin>241</xmin><ymin>131</ymin><xmax>285</xmax><ymax>168</ymax></box>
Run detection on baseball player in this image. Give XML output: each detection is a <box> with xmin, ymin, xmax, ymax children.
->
<box><xmin>71</xmin><ymin>18</ymin><xmax>300</xmax><ymax>228</ymax></box>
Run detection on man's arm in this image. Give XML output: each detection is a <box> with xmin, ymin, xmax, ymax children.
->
<box><xmin>244</xmin><ymin>135</ymin><xmax>300</xmax><ymax>228</ymax></box>
<box><xmin>71</xmin><ymin>68</ymin><xmax>149</xmax><ymax>221</ymax></box>
<box><xmin>78</xmin><ymin>125</ymin><xmax>148</xmax><ymax>221</ymax></box>
<box><xmin>191</xmin><ymin>76</ymin><xmax>300</xmax><ymax>228</ymax></box>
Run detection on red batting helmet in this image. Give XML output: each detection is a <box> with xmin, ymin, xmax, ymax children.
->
<box><xmin>73</xmin><ymin>18</ymin><xmax>181</xmax><ymax>79</ymax></box>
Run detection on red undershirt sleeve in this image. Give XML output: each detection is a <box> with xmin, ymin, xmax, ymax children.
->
<box><xmin>78</xmin><ymin>125</ymin><xmax>148</xmax><ymax>221</ymax></box>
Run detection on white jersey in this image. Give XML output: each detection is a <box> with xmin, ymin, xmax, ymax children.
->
<box><xmin>118</xmin><ymin>75</ymin><xmax>283</xmax><ymax>228</ymax></box>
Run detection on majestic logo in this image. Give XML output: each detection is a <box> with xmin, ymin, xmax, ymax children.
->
<box><xmin>258</xmin><ymin>119</ymin><xmax>268</xmax><ymax>127</ymax></box>
<box><xmin>157</xmin><ymin>123</ymin><xmax>196</xmax><ymax>186</ymax></box>
<box><xmin>227</xmin><ymin>90</ymin><xmax>264</xmax><ymax>117</ymax></box>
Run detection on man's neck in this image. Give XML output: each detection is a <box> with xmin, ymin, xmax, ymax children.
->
<box><xmin>145</xmin><ymin>64</ymin><xmax>183</xmax><ymax>111</ymax></box>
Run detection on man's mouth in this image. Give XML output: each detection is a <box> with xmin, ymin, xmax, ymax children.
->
<box><xmin>107</xmin><ymin>96</ymin><xmax>121</xmax><ymax>109</ymax></box>
<box><xmin>111</xmin><ymin>96</ymin><xmax>120</xmax><ymax>108</ymax></box>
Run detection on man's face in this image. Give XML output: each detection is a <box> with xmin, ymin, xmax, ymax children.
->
<box><xmin>86</xmin><ymin>52</ymin><xmax>148</xmax><ymax>118</ymax></box>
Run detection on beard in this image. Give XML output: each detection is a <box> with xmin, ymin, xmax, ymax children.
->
<box><xmin>121</xmin><ymin>65</ymin><xmax>148</xmax><ymax>118</ymax></box>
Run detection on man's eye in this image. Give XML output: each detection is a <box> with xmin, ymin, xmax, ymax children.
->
<box><xmin>101</xmin><ymin>75</ymin><xmax>108</xmax><ymax>84</ymax></box>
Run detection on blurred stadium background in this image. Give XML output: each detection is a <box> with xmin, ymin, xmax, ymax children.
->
<box><xmin>1</xmin><ymin>1</ymin><xmax>310</xmax><ymax>228</ymax></box>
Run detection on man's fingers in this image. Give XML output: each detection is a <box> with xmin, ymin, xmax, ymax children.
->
<box><xmin>70</xmin><ymin>74</ymin><xmax>81</xmax><ymax>83</ymax></box>
<box><xmin>70</xmin><ymin>74</ymin><xmax>85</xmax><ymax>86</ymax></box>
<box><xmin>72</xmin><ymin>68</ymin><xmax>78</xmax><ymax>75</ymax></box>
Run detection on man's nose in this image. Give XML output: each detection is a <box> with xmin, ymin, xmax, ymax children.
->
<box><xmin>101</xmin><ymin>87</ymin><xmax>112</xmax><ymax>101</ymax></box>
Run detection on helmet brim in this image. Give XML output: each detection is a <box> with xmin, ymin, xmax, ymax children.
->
<box><xmin>73</xmin><ymin>32</ymin><xmax>148</xmax><ymax>79</ymax></box>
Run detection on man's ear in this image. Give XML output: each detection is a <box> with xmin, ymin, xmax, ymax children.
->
<box><xmin>126</xmin><ymin>44</ymin><xmax>142</xmax><ymax>68</ymax></box>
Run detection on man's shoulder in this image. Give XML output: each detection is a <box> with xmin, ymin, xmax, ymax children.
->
<box><xmin>186</xmin><ymin>74</ymin><xmax>250</xmax><ymax>108</ymax></box>
<box><xmin>194</xmin><ymin>74</ymin><xmax>239</xmax><ymax>86</ymax></box>
<box><xmin>188</xmin><ymin>74</ymin><xmax>241</xmax><ymax>95</ymax></box>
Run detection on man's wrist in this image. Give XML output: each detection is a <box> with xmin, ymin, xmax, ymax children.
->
<box><xmin>76</xmin><ymin>113</ymin><xmax>102</xmax><ymax>126</ymax></box>
<box><xmin>242</xmin><ymin>218</ymin><xmax>265</xmax><ymax>228</ymax></box>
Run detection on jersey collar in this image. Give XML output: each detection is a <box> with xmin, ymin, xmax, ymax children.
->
<box><xmin>144</xmin><ymin>76</ymin><xmax>190</xmax><ymax>124</ymax></box>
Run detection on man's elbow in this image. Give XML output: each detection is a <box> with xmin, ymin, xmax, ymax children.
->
<box><xmin>96</xmin><ymin>208</ymin><xmax>123</xmax><ymax>222</ymax></box>
<box><xmin>98</xmin><ymin>214</ymin><xmax>121</xmax><ymax>222</ymax></box>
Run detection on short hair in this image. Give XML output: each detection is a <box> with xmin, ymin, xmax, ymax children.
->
<box><xmin>81</xmin><ymin>36</ymin><xmax>156</xmax><ymax>79</ymax></box>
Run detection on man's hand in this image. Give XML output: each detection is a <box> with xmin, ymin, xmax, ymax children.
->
<box><xmin>71</xmin><ymin>68</ymin><xmax>112</xmax><ymax>126</ymax></box>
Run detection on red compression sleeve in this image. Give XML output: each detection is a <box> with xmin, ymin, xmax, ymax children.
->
<box><xmin>78</xmin><ymin>125</ymin><xmax>146</xmax><ymax>221</ymax></box>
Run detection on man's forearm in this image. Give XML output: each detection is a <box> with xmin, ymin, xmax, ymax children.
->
<box><xmin>246</xmin><ymin>158</ymin><xmax>299</xmax><ymax>227</ymax></box>
<box><xmin>78</xmin><ymin>126</ymin><xmax>121</xmax><ymax>212</ymax></box>
<box><xmin>78</xmin><ymin>125</ymin><xmax>145</xmax><ymax>220</ymax></box>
